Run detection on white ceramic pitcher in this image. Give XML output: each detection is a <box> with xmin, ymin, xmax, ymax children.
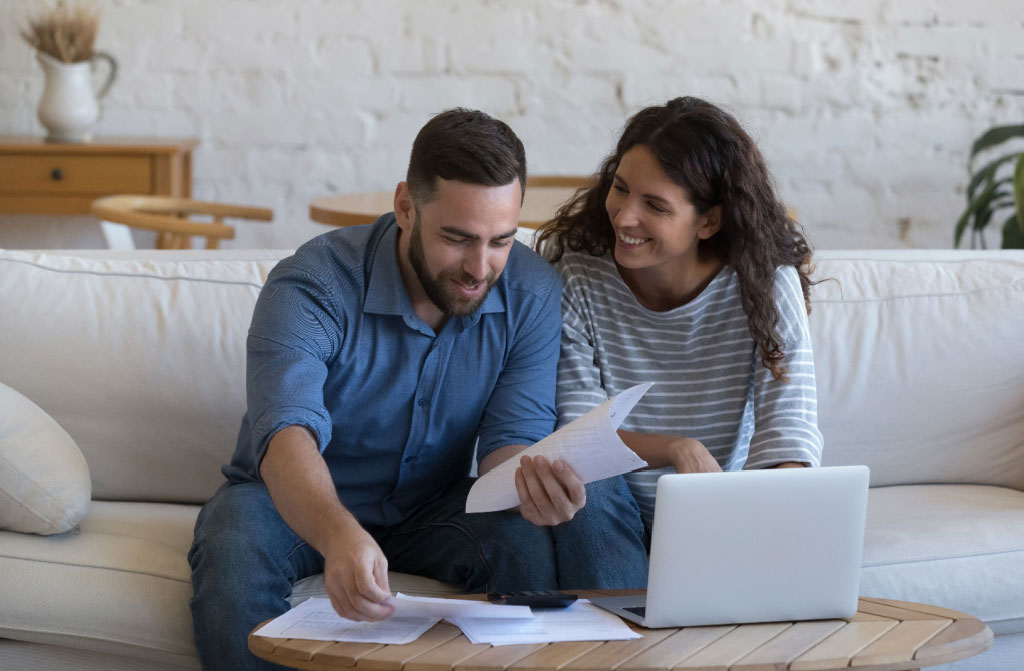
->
<box><xmin>36</xmin><ymin>50</ymin><xmax>118</xmax><ymax>143</ymax></box>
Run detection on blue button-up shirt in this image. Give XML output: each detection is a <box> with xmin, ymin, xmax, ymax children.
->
<box><xmin>223</xmin><ymin>214</ymin><xmax>561</xmax><ymax>527</ymax></box>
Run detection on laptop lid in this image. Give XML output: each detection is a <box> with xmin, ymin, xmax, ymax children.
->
<box><xmin>639</xmin><ymin>465</ymin><xmax>869</xmax><ymax>628</ymax></box>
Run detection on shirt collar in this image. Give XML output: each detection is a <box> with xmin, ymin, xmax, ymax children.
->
<box><xmin>363</xmin><ymin>216</ymin><xmax>507</xmax><ymax>326</ymax></box>
<box><xmin>364</xmin><ymin>221</ymin><xmax>409</xmax><ymax>317</ymax></box>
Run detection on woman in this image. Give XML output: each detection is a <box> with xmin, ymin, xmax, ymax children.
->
<box><xmin>536</xmin><ymin>97</ymin><xmax>823</xmax><ymax>530</ymax></box>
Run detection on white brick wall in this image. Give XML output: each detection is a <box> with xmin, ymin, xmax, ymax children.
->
<box><xmin>1</xmin><ymin>0</ymin><xmax>1022</xmax><ymax>250</ymax></box>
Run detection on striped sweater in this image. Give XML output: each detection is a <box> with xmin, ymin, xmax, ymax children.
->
<box><xmin>554</xmin><ymin>250</ymin><xmax>824</xmax><ymax>529</ymax></box>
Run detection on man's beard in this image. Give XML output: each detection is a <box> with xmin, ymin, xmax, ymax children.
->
<box><xmin>408</xmin><ymin>216</ymin><xmax>498</xmax><ymax>316</ymax></box>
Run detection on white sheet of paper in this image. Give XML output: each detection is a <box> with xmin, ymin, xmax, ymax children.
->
<box><xmin>392</xmin><ymin>593</ymin><xmax>534</xmax><ymax>619</ymax></box>
<box><xmin>466</xmin><ymin>382</ymin><xmax>653</xmax><ymax>513</ymax></box>
<box><xmin>252</xmin><ymin>597</ymin><xmax>439</xmax><ymax>644</ymax></box>
<box><xmin>449</xmin><ymin>600</ymin><xmax>642</xmax><ymax>645</ymax></box>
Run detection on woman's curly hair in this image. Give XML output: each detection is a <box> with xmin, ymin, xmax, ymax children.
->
<box><xmin>536</xmin><ymin>97</ymin><xmax>814</xmax><ymax>382</ymax></box>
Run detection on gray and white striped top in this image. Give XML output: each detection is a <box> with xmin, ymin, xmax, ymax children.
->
<box><xmin>554</xmin><ymin>250</ymin><xmax>824</xmax><ymax>529</ymax></box>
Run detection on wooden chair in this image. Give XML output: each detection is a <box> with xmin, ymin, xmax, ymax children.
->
<box><xmin>90</xmin><ymin>195</ymin><xmax>273</xmax><ymax>250</ymax></box>
<box><xmin>526</xmin><ymin>175</ymin><xmax>591</xmax><ymax>188</ymax></box>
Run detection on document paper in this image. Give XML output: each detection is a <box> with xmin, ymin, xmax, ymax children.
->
<box><xmin>450</xmin><ymin>600</ymin><xmax>642</xmax><ymax>645</ymax></box>
<box><xmin>252</xmin><ymin>597</ymin><xmax>439</xmax><ymax>644</ymax></box>
<box><xmin>466</xmin><ymin>382</ymin><xmax>653</xmax><ymax>513</ymax></box>
<box><xmin>392</xmin><ymin>593</ymin><xmax>534</xmax><ymax>619</ymax></box>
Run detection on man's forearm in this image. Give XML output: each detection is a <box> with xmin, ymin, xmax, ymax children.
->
<box><xmin>259</xmin><ymin>425</ymin><xmax>363</xmax><ymax>556</ymax></box>
<box><xmin>478</xmin><ymin>443</ymin><xmax>530</xmax><ymax>476</ymax></box>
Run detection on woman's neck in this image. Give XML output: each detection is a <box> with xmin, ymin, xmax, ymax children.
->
<box><xmin>617</xmin><ymin>254</ymin><xmax>725</xmax><ymax>312</ymax></box>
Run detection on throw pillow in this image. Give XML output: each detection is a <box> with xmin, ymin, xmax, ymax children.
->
<box><xmin>0</xmin><ymin>382</ymin><xmax>90</xmax><ymax>534</ymax></box>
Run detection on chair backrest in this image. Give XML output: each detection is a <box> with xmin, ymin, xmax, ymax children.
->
<box><xmin>91</xmin><ymin>195</ymin><xmax>273</xmax><ymax>249</ymax></box>
<box><xmin>526</xmin><ymin>175</ymin><xmax>591</xmax><ymax>188</ymax></box>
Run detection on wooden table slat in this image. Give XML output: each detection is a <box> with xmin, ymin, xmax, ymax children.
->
<box><xmin>248</xmin><ymin>630</ymin><xmax>288</xmax><ymax>657</ymax></box>
<box><xmin>913</xmin><ymin>617</ymin><xmax>994</xmax><ymax>664</ymax></box>
<box><xmin>860</xmin><ymin>597</ymin><xmax>972</xmax><ymax>621</ymax></box>
<box><xmin>454</xmin><ymin>643</ymin><xmax>549</xmax><ymax>671</ymax></box>
<box><xmin>403</xmin><ymin>635</ymin><xmax>494</xmax><ymax>671</ymax></box>
<box><xmin>854</xmin><ymin>601</ymin><xmax>941</xmax><ymax>622</ymax></box>
<box><xmin>730</xmin><ymin>621</ymin><xmax>846</xmax><ymax>671</ymax></box>
<box><xmin>617</xmin><ymin>626</ymin><xmax>736</xmax><ymax>671</ymax></box>
<box><xmin>789</xmin><ymin>621</ymin><xmax>898</xmax><ymax>671</ymax></box>
<box><xmin>561</xmin><ymin>628</ymin><xmax>677</xmax><ymax>671</ymax></box>
<box><xmin>509</xmin><ymin>641</ymin><xmax>606</xmax><ymax>671</ymax></box>
<box><xmin>846</xmin><ymin>611</ymin><xmax>896</xmax><ymax>623</ymax></box>
<box><xmin>675</xmin><ymin>623</ymin><xmax>791</xmax><ymax>671</ymax></box>
<box><xmin>850</xmin><ymin>619</ymin><xmax>951</xmax><ymax>667</ymax></box>
<box><xmin>277</xmin><ymin>638</ymin><xmax>346</xmax><ymax>662</ymax></box>
<box><xmin>313</xmin><ymin>641</ymin><xmax>387</xmax><ymax>666</ymax></box>
<box><xmin>356</xmin><ymin>623</ymin><xmax>463</xmax><ymax>670</ymax></box>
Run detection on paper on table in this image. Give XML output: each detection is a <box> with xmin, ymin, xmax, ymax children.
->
<box><xmin>392</xmin><ymin>593</ymin><xmax>534</xmax><ymax>619</ymax></box>
<box><xmin>449</xmin><ymin>600</ymin><xmax>642</xmax><ymax>645</ymax></box>
<box><xmin>252</xmin><ymin>597</ymin><xmax>439</xmax><ymax>644</ymax></box>
<box><xmin>466</xmin><ymin>382</ymin><xmax>653</xmax><ymax>513</ymax></box>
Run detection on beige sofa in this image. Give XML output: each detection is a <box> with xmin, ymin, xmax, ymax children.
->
<box><xmin>0</xmin><ymin>247</ymin><xmax>1022</xmax><ymax>670</ymax></box>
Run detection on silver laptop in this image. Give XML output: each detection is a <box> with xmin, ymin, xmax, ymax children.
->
<box><xmin>591</xmin><ymin>465</ymin><xmax>869</xmax><ymax>628</ymax></box>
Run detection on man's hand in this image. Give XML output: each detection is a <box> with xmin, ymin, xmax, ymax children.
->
<box><xmin>669</xmin><ymin>437</ymin><xmax>722</xmax><ymax>474</ymax></box>
<box><xmin>259</xmin><ymin>426</ymin><xmax>394</xmax><ymax>622</ymax></box>
<box><xmin>514</xmin><ymin>455</ymin><xmax>586</xmax><ymax>526</ymax></box>
<box><xmin>322</xmin><ymin>526</ymin><xmax>394</xmax><ymax>622</ymax></box>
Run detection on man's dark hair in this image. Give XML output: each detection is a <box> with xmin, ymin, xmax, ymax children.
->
<box><xmin>406</xmin><ymin>108</ymin><xmax>527</xmax><ymax>204</ymax></box>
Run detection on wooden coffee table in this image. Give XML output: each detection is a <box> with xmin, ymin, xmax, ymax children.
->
<box><xmin>248</xmin><ymin>593</ymin><xmax>992</xmax><ymax>671</ymax></box>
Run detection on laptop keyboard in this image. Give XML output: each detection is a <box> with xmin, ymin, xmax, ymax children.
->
<box><xmin>625</xmin><ymin>606</ymin><xmax>647</xmax><ymax>617</ymax></box>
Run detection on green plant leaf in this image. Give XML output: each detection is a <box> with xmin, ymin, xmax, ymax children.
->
<box><xmin>1002</xmin><ymin>214</ymin><xmax>1024</xmax><ymax>248</ymax></box>
<box><xmin>971</xmin><ymin>125</ymin><xmax>1024</xmax><ymax>160</ymax></box>
<box><xmin>954</xmin><ymin>177</ymin><xmax>1013</xmax><ymax>246</ymax></box>
<box><xmin>976</xmin><ymin>201</ymin><xmax>996</xmax><ymax>232</ymax></box>
<box><xmin>1015</xmin><ymin>155</ymin><xmax>1024</xmax><ymax>233</ymax></box>
<box><xmin>966</xmin><ymin>152</ymin><xmax>1024</xmax><ymax>201</ymax></box>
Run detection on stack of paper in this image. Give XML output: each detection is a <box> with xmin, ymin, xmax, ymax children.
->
<box><xmin>252</xmin><ymin>598</ymin><xmax>438</xmax><ymax>644</ymax></box>
<box><xmin>450</xmin><ymin>600</ymin><xmax>642</xmax><ymax>646</ymax></box>
<box><xmin>253</xmin><ymin>594</ymin><xmax>641</xmax><ymax>647</ymax></box>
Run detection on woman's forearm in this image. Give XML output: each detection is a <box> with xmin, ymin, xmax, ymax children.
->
<box><xmin>617</xmin><ymin>430</ymin><xmax>722</xmax><ymax>473</ymax></box>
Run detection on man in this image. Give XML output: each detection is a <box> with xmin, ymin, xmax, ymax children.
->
<box><xmin>189</xmin><ymin>109</ymin><xmax>648</xmax><ymax>670</ymax></box>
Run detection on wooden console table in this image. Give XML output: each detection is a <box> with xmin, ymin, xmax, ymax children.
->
<box><xmin>0</xmin><ymin>137</ymin><xmax>197</xmax><ymax>215</ymax></box>
<box><xmin>249</xmin><ymin>594</ymin><xmax>992</xmax><ymax>671</ymax></box>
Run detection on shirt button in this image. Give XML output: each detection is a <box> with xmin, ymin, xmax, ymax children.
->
<box><xmin>404</xmin><ymin>456</ymin><xmax>416</xmax><ymax>464</ymax></box>
<box><xmin>417</xmin><ymin>398</ymin><xmax>427</xmax><ymax>407</ymax></box>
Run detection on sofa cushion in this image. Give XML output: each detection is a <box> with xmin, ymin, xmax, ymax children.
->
<box><xmin>0</xmin><ymin>382</ymin><xmax>90</xmax><ymax>535</ymax></box>
<box><xmin>0</xmin><ymin>497</ymin><xmax>463</xmax><ymax>662</ymax></box>
<box><xmin>861</xmin><ymin>483</ymin><xmax>1024</xmax><ymax>634</ymax></box>
<box><xmin>0</xmin><ymin>250</ymin><xmax>289</xmax><ymax>503</ymax></box>
<box><xmin>0</xmin><ymin>501</ymin><xmax>200</xmax><ymax>665</ymax></box>
<box><xmin>812</xmin><ymin>250</ymin><xmax>1024</xmax><ymax>489</ymax></box>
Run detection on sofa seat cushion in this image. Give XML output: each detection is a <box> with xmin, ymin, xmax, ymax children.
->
<box><xmin>0</xmin><ymin>500</ymin><xmax>201</xmax><ymax>666</ymax></box>
<box><xmin>862</xmin><ymin>484</ymin><xmax>1024</xmax><ymax>634</ymax></box>
<box><xmin>0</xmin><ymin>497</ymin><xmax>463</xmax><ymax>663</ymax></box>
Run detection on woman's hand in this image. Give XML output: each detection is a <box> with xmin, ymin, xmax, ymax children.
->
<box><xmin>668</xmin><ymin>437</ymin><xmax>722</xmax><ymax>474</ymax></box>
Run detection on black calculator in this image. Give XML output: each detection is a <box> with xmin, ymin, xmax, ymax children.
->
<box><xmin>486</xmin><ymin>590</ymin><xmax>578</xmax><ymax>608</ymax></box>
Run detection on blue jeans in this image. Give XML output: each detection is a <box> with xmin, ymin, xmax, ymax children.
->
<box><xmin>189</xmin><ymin>476</ymin><xmax>647</xmax><ymax>670</ymax></box>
